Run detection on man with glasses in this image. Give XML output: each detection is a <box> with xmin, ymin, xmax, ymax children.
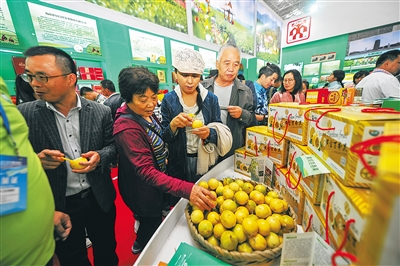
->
<box><xmin>17</xmin><ymin>46</ymin><xmax>118</xmax><ymax>266</ymax></box>
<box><xmin>201</xmin><ymin>43</ymin><xmax>257</xmax><ymax>159</ymax></box>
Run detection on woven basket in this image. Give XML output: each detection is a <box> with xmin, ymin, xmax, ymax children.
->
<box><xmin>185</xmin><ymin>178</ymin><xmax>298</xmax><ymax>265</ymax></box>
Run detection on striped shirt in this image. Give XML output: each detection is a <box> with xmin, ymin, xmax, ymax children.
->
<box><xmin>145</xmin><ymin>116</ymin><xmax>167</xmax><ymax>172</ymax></box>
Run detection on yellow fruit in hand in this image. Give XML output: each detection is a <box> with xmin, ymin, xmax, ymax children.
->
<box><xmin>192</xmin><ymin>119</ymin><xmax>203</xmax><ymax>128</ymax></box>
<box><xmin>188</xmin><ymin>113</ymin><xmax>196</xmax><ymax>118</ymax></box>
<box><xmin>198</xmin><ymin>181</ymin><xmax>208</xmax><ymax>189</ymax></box>
<box><xmin>191</xmin><ymin>209</ymin><xmax>204</xmax><ymax>224</ymax></box>
<box><xmin>69</xmin><ymin>157</ymin><xmax>88</xmax><ymax>170</ymax></box>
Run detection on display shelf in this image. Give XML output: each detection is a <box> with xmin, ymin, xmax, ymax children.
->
<box><xmin>134</xmin><ymin>156</ymin><xmax>303</xmax><ymax>265</ymax></box>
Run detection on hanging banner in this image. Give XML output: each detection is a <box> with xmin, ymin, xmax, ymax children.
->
<box><xmin>28</xmin><ymin>2</ymin><xmax>101</xmax><ymax>56</ymax></box>
<box><xmin>0</xmin><ymin>1</ymin><xmax>20</xmax><ymax>45</ymax></box>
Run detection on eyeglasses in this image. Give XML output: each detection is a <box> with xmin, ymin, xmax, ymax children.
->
<box><xmin>21</xmin><ymin>73</ymin><xmax>72</xmax><ymax>84</ymax></box>
<box><xmin>283</xmin><ymin>78</ymin><xmax>295</xmax><ymax>83</ymax></box>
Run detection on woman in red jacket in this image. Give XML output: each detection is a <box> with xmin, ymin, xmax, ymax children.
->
<box><xmin>270</xmin><ymin>69</ymin><xmax>306</xmax><ymax>104</ymax></box>
<box><xmin>113</xmin><ymin>66</ymin><xmax>216</xmax><ymax>255</ymax></box>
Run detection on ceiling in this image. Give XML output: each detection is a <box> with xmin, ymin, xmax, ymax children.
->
<box><xmin>263</xmin><ymin>0</ymin><xmax>317</xmax><ymax>21</ymax></box>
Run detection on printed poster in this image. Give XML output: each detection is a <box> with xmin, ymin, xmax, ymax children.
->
<box><xmin>0</xmin><ymin>1</ymin><xmax>19</xmax><ymax>45</ymax></box>
<box><xmin>191</xmin><ymin>0</ymin><xmax>255</xmax><ymax>55</ymax></box>
<box><xmin>28</xmin><ymin>2</ymin><xmax>101</xmax><ymax>55</ymax></box>
<box><xmin>129</xmin><ymin>29</ymin><xmax>166</xmax><ymax>64</ymax></box>
<box><xmin>256</xmin><ymin>2</ymin><xmax>282</xmax><ymax>63</ymax></box>
<box><xmin>170</xmin><ymin>40</ymin><xmax>194</xmax><ymax>67</ymax></box>
<box><xmin>199</xmin><ymin>48</ymin><xmax>216</xmax><ymax>71</ymax></box>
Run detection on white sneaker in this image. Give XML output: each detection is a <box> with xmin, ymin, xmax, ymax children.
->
<box><xmin>86</xmin><ymin>238</ymin><xmax>92</xmax><ymax>248</ymax></box>
<box><xmin>134</xmin><ymin>220</ymin><xmax>140</xmax><ymax>234</ymax></box>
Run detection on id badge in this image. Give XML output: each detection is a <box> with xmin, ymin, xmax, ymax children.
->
<box><xmin>0</xmin><ymin>155</ymin><xmax>27</xmax><ymax>216</ymax></box>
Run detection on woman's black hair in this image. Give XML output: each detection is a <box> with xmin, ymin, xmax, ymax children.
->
<box><xmin>353</xmin><ymin>70</ymin><xmax>369</xmax><ymax>85</ymax></box>
<box><xmin>302</xmin><ymin>80</ymin><xmax>309</xmax><ymax>90</ymax></box>
<box><xmin>118</xmin><ymin>66</ymin><xmax>159</xmax><ymax>103</ymax></box>
<box><xmin>175</xmin><ymin>69</ymin><xmax>203</xmax><ymax>115</ymax></box>
<box><xmin>279</xmin><ymin>69</ymin><xmax>303</xmax><ymax>100</ymax></box>
<box><xmin>15</xmin><ymin>74</ymin><xmax>37</xmax><ymax>104</ymax></box>
<box><xmin>332</xmin><ymin>70</ymin><xmax>345</xmax><ymax>87</ymax></box>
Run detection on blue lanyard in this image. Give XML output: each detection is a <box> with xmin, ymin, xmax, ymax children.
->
<box><xmin>0</xmin><ymin>103</ymin><xmax>20</xmax><ymax>156</ymax></box>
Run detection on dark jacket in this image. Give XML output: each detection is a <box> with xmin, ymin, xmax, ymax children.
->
<box><xmin>104</xmin><ymin>92</ymin><xmax>124</xmax><ymax>120</ymax></box>
<box><xmin>202</xmin><ymin>77</ymin><xmax>257</xmax><ymax>158</ymax></box>
<box><xmin>113</xmin><ymin>104</ymin><xmax>194</xmax><ymax>217</ymax></box>
<box><xmin>17</xmin><ymin>97</ymin><xmax>116</xmax><ymax>212</ymax></box>
<box><xmin>160</xmin><ymin>87</ymin><xmax>221</xmax><ymax>181</ymax></box>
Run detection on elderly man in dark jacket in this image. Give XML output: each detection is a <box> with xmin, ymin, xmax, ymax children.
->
<box><xmin>202</xmin><ymin>43</ymin><xmax>257</xmax><ymax>159</ymax></box>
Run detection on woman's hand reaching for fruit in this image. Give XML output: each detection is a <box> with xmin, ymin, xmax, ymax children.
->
<box><xmin>190</xmin><ymin>185</ymin><xmax>217</xmax><ymax>211</ymax></box>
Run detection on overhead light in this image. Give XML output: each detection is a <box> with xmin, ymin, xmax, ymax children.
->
<box><xmin>309</xmin><ymin>4</ymin><xmax>319</xmax><ymax>13</ymax></box>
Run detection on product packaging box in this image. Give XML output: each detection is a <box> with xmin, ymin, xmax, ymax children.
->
<box><xmin>245</xmin><ymin>126</ymin><xmax>288</xmax><ymax>167</ymax></box>
<box><xmin>267</xmin><ymin>103</ymin><xmax>326</xmax><ymax>146</ymax></box>
<box><xmin>274</xmin><ymin>167</ymin><xmax>305</xmax><ymax>224</ymax></box>
<box><xmin>307</xmin><ymin>106</ymin><xmax>400</xmax><ymax>188</ymax></box>
<box><xmin>302</xmin><ymin>195</ymin><xmax>326</xmax><ymax>238</ymax></box>
<box><xmin>168</xmin><ymin>242</ymin><xmax>229</xmax><ymax>265</ymax></box>
<box><xmin>287</xmin><ymin>144</ymin><xmax>326</xmax><ymax>205</ymax></box>
<box><xmin>305</xmin><ymin>88</ymin><xmax>329</xmax><ymax>104</ymax></box>
<box><xmin>281</xmin><ymin>232</ymin><xmax>348</xmax><ymax>266</ymax></box>
<box><xmin>234</xmin><ymin>148</ymin><xmax>275</xmax><ymax>187</ymax></box>
<box><xmin>357</xmin><ymin>122</ymin><xmax>400</xmax><ymax>266</ymax></box>
<box><xmin>320</xmin><ymin>174</ymin><xmax>371</xmax><ymax>257</ymax></box>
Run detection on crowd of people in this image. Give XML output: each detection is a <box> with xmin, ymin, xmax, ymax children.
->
<box><xmin>2</xmin><ymin>44</ymin><xmax>399</xmax><ymax>265</ymax></box>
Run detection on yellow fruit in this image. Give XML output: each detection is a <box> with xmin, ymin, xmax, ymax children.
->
<box><xmin>198</xmin><ymin>220</ymin><xmax>213</xmax><ymax>238</ymax></box>
<box><xmin>215</xmin><ymin>186</ymin><xmax>225</xmax><ymax>196</ymax></box>
<box><xmin>248</xmin><ymin>233</ymin><xmax>267</xmax><ymax>251</ymax></box>
<box><xmin>235</xmin><ymin>179</ymin><xmax>244</xmax><ymax>187</ymax></box>
<box><xmin>216</xmin><ymin>196</ymin><xmax>225</xmax><ymax>208</ymax></box>
<box><xmin>232</xmin><ymin>224</ymin><xmax>247</xmax><ymax>243</ymax></box>
<box><xmin>250</xmin><ymin>191</ymin><xmax>265</xmax><ymax>205</ymax></box>
<box><xmin>192</xmin><ymin>204</ymin><xmax>201</xmax><ymax>211</ymax></box>
<box><xmin>234</xmin><ymin>191</ymin><xmax>249</xmax><ymax>205</ymax></box>
<box><xmin>220</xmin><ymin>231</ymin><xmax>238</xmax><ymax>251</ymax></box>
<box><xmin>248</xmin><ymin>214</ymin><xmax>259</xmax><ymax>221</ymax></box>
<box><xmin>191</xmin><ymin>209</ymin><xmax>204</xmax><ymax>224</ymax></box>
<box><xmin>207</xmin><ymin>211</ymin><xmax>220</xmax><ymax>225</ymax></box>
<box><xmin>208</xmin><ymin>178</ymin><xmax>219</xmax><ymax>190</ymax></box>
<box><xmin>229</xmin><ymin>182</ymin><xmax>240</xmax><ymax>192</ymax></box>
<box><xmin>234</xmin><ymin>209</ymin><xmax>249</xmax><ymax>224</ymax></box>
<box><xmin>220</xmin><ymin>210</ymin><xmax>237</xmax><ymax>229</ymax></box>
<box><xmin>281</xmin><ymin>200</ymin><xmax>289</xmax><ymax>212</ymax></box>
<box><xmin>192</xmin><ymin>119</ymin><xmax>203</xmax><ymax>128</ymax></box>
<box><xmin>236</xmin><ymin>206</ymin><xmax>249</xmax><ymax>216</ymax></box>
<box><xmin>242</xmin><ymin>182</ymin><xmax>254</xmax><ymax>194</ymax></box>
<box><xmin>245</xmin><ymin>200</ymin><xmax>257</xmax><ymax>214</ymax></box>
<box><xmin>213</xmin><ymin>223</ymin><xmax>226</xmax><ymax>239</ymax></box>
<box><xmin>207</xmin><ymin>235</ymin><xmax>219</xmax><ymax>246</ymax></box>
<box><xmin>278</xmin><ymin>235</ymin><xmax>283</xmax><ymax>245</ymax></box>
<box><xmin>237</xmin><ymin>242</ymin><xmax>253</xmax><ymax>253</ymax></box>
<box><xmin>223</xmin><ymin>177</ymin><xmax>233</xmax><ymax>186</ymax></box>
<box><xmin>266</xmin><ymin>216</ymin><xmax>281</xmax><ymax>233</ymax></box>
<box><xmin>255</xmin><ymin>204</ymin><xmax>272</xmax><ymax>219</ymax></box>
<box><xmin>198</xmin><ymin>181</ymin><xmax>208</xmax><ymax>189</ymax></box>
<box><xmin>223</xmin><ymin>188</ymin><xmax>235</xmax><ymax>200</ymax></box>
<box><xmin>266</xmin><ymin>232</ymin><xmax>280</xmax><ymax>248</ymax></box>
<box><xmin>188</xmin><ymin>113</ymin><xmax>196</xmax><ymax>118</ymax></box>
<box><xmin>220</xmin><ymin>199</ymin><xmax>237</xmax><ymax>213</ymax></box>
<box><xmin>254</xmin><ymin>184</ymin><xmax>267</xmax><ymax>195</ymax></box>
<box><xmin>257</xmin><ymin>219</ymin><xmax>271</xmax><ymax>236</ymax></box>
<box><xmin>270</xmin><ymin>199</ymin><xmax>284</xmax><ymax>213</ymax></box>
<box><xmin>242</xmin><ymin>217</ymin><xmax>258</xmax><ymax>237</ymax></box>
<box><xmin>264</xmin><ymin>195</ymin><xmax>274</xmax><ymax>206</ymax></box>
<box><xmin>267</xmin><ymin>191</ymin><xmax>280</xmax><ymax>199</ymax></box>
<box><xmin>69</xmin><ymin>157</ymin><xmax>88</xmax><ymax>170</ymax></box>
<box><xmin>280</xmin><ymin>215</ymin><xmax>295</xmax><ymax>230</ymax></box>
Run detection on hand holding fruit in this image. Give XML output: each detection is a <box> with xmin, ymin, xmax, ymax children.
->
<box><xmin>190</xmin><ymin>185</ymin><xmax>217</xmax><ymax>211</ymax></box>
<box><xmin>37</xmin><ymin>149</ymin><xmax>65</xmax><ymax>170</ymax></box>
<box><xmin>227</xmin><ymin>106</ymin><xmax>243</xmax><ymax>119</ymax></box>
<box><xmin>170</xmin><ymin>112</ymin><xmax>194</xmax><ymax>133</ymax></box>
<box><xmin>64</xmin><ymin>151</ymin><xmax>100</xmax><ymax>173</ymax></box>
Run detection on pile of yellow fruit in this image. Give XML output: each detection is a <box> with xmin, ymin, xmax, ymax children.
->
<box><xmin>187</xmin><ymin>177</ymin><xmax>296</xmax><ymax>253</ymax></box>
